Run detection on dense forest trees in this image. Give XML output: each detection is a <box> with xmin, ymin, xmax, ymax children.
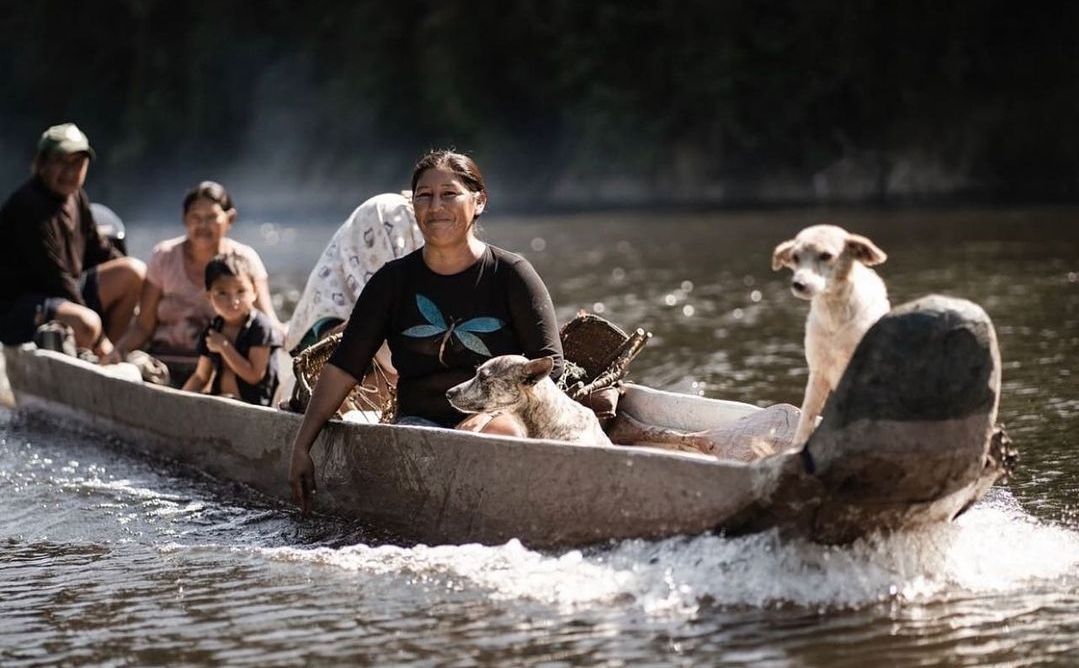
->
<box><xmin>1</xmin><ymin>1</ymin><xmax>1076</xmax><ymax>218</ymax></box>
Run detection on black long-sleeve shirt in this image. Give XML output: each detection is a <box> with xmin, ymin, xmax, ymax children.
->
<box><xmin>330</xmin><ymin>245</ymin><xmax>564</xmax><ymax>426</ymax></box>
<box><xmin>0</xmin><ymin>175</ymin><xmax>123</xmax><ymax>307</ymax></box>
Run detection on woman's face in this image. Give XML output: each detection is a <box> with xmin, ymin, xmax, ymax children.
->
<box><xmin>183</xmin><ymin>197</ymin><xmax>234</xmax><ymax>248</ymax></box>
<box><xmin>412</xmin><ymin>167</ymin><xmax>486</xmax><ymax>247</ymax></box>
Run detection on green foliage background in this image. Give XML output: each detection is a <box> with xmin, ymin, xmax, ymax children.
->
<box><xmin>2</xmin><ymin>1</ymin><xmax>1076</xmax><ymax>218</ymax></box>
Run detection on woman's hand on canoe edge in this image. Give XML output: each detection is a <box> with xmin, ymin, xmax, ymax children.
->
<box><xmin>286</xmin><ymin>362</ymin><xmax>360</xmax><ymax>515</ymax></box>
<box><xmin>289</xmin><ymin>446</ymin><xmax>316</xmax><ymax>515</ymax></box>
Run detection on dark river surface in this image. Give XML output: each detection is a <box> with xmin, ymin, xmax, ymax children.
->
<box><xmin>2</xmin><ymin>205</ymin><xmax>1077</xmax><ymax>666</ymax></box>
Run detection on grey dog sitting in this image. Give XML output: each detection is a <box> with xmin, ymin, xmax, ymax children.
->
<box><xmin>445</xmin><ymin>355</ymin><xmax>612</xmax><ymax>445</ymax></box>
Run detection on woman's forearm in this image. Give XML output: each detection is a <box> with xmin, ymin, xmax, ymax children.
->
<box><xmin>290</xmin><ymin>364</ymin><xmax>359</xmax><ymax>455</ymax></box>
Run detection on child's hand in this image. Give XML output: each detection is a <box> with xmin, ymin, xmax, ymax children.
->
<box><xmin>204</xmin><ymin>329</ymin><xmax>230</xmax><ymax>354</ymax></box>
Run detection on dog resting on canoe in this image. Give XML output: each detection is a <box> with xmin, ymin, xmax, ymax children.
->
<box><xmin>446</xmin><ymin>353</ymin><xmax>800</xmax><ymax>460</ymax></box>
<box><xmin>446</xmin><ymin>355</ymin><xmax>612</xmax><ymax>445</ymax></box>
<box><xmin>298</xmin><ymin>310</ymin><xmax>797</xmax><ymax>459</ymax></box>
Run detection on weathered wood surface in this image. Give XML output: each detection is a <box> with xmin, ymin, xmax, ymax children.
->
<box><xmin>3</xmin><ymin>348</ymin><xmax>762</xmax><ymax>548</ymax></box>
<box><xmin>722</xmin><ymin>294</ymin><xmax>1013</xmax><ymax>542</ymax></box>
<box><xmin>1</xmin><ymin>294</ymin><xmax>1013</xmax><ymax>548</ymax></box>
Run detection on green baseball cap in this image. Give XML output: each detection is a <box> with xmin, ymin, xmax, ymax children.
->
<box><xmin>38</xmin><ymin>123</ymin><xmax>95</xmax><ymax>160</ymax></box>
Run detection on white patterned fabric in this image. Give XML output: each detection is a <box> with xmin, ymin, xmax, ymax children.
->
<box><xmin>285</xmin><ymin>192</ymin><xmax>422</xmax><ymax>352</ymax></box>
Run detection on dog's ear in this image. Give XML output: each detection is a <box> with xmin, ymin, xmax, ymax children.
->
<box><xmin>772</xmin><ymin>239</ymin><xmax>795</xmax><ymax>270</ymax></box>
<box><xmin>845</xmin><ymin>234</ymin><xmax>887</xmax><ymax>266</ymax></box>
<box><xmin>522</xmin><ymin>356</ymin><xmax>555</xmax><ymax>385</ymax></box>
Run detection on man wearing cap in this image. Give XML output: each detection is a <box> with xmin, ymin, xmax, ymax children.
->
<box><xmin>0</xmin><ymin>122</ymin><xmax>145</xmax><ymax>359</ymax></box>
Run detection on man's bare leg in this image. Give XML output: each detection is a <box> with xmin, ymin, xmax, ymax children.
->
<box><xmin>96</xmin><ymin>257</ymin><xmax>146</xmax><ymax>344</ymax></box>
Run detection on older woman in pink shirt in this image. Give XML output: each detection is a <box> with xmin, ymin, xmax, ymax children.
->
<box><xmin>110</xmin><ymin>181</ymin><xmax>281</xmax><ymax>383</ymax></box>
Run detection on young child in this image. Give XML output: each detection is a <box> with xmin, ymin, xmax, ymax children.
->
<box><xmin>181</xmin><ymin>252</ymin><xmax>282</xmax><ymax>406</ymax></box>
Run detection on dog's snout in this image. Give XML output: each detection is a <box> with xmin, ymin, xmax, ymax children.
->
<box><xmin>789</xmin><ymin>268</ymin><xmax>821</xmax><ymax>299</ymax></box>
<box><xmin>790</xmin><ymin>279</ymin><xmax>813</xmax><ymax>299</ymax></box>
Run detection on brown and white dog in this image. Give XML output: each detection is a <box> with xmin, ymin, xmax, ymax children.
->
<box><xmin>772</xmin><ymin>224</ymin><xmax>890</xmax><ymax>446</ymax></box>
<box><xmin>446</xmin><ymin>355</ymin><xmax>612</xmax><ymax>445</ymax></box>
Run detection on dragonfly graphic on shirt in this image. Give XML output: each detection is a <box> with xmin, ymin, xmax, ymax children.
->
<box><xmin>402</xmin><ymin>295</ymin><xmax>504</xmax><ymax>365</ymax></box>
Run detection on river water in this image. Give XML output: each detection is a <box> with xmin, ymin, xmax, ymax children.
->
<box><xmin>2</xmin><ymin>205</ymin><xmax>1077</xmax><ymax>666</ymax></box>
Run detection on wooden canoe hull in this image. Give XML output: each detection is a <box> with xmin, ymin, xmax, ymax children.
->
<box><xmin>1</xmin><ymin>294</ymin><xmax>1013</xmax><ymax>549</ymax></box>
<box><xmin>3</xmin><ymin>348</ymin><xmax>767</xmax><ymax>548</ymax></box>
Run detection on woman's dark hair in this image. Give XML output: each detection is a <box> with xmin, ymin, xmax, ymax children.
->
<box><xmin>410</xmin><ymin>150</ymin><xmax>486</xmax><ymax>198</ymax></box>
<box><xmin>204</xmin><ymin>252</ymin><xmax>252</xmax><ymax>290</ymax></box>
<box><xmin>183</xmin><ymin>180</ymin><xmax>236</xmax><ymax>215</ymax></box>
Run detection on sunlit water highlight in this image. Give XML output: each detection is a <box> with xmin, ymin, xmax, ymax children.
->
<box><xmin>3</xmin><ymin>205</ymin><xmax>1078</xmax><ymax>666</ymax></box>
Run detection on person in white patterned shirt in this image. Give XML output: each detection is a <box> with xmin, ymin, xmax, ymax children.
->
<box><xmin>285</xmin><ymin>191</ymin><xmax>422</xmax><ymax>356</ymax></box>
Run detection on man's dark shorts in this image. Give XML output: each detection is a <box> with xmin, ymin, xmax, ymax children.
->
<box><xmin>0</xmin><ymin>267</ymin><xmax>102</xmax><ymax>345</ymax></box>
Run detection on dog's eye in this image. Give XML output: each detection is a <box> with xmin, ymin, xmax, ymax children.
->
<box><xmin>791</xmin><ymin>252</ymin><xmax>800</xmax><ymax>263</ymax></box>
<box><xmin>819</xmin><ymin>251</ymin><xmax>833</xmax><ymax>262</ymax></box>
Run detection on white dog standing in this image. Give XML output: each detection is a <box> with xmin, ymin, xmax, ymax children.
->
<box><xmin>772</xmin><ymin>224</ymin><xmax>890</xmax><ymax>446</ymax></box>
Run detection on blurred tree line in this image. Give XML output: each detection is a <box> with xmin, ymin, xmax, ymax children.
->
<box><xmin>1</xmin><ymin>0</ymin><xmax>1076</xmax><ymax>218</ymax></box>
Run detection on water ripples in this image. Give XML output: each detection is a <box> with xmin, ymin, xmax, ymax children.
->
<box><xmin>4</xmin><ymin>207</ymin><xmax>1079</xmax><ymax>666</ymax></box>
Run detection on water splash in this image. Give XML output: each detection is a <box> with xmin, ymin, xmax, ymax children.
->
<box><xmin>261</xmin><ymin>489</ymin><xmax>1079</xmax><ymax>614</ymax></box>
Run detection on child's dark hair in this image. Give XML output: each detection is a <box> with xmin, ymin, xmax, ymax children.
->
<box><xmin>204</xmin><ymin>252</ymin><xmax>252</xmax><ymax>290</ymax></box>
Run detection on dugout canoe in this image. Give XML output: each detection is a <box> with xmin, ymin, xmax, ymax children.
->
<box><xmin>0</xmin><ymin>294</ymin><xmax>1015</xmax><ymax>549</ymax></box>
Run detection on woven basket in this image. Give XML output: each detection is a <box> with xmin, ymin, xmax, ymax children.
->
<box><xmin>290</xmin><ymin>332</ymin><xmax>396</xmax><ymax>422</ymax></box>
<box><xmin>558</xmin><ymin>312</ymin><xmax>651</xmax><ymax>401</ymax></box>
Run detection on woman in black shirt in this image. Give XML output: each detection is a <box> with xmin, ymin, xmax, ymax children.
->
<box><xmin>288</xmin><ymin>150</ymin><xmax>563</xmax><ymax>512</ymax></box>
